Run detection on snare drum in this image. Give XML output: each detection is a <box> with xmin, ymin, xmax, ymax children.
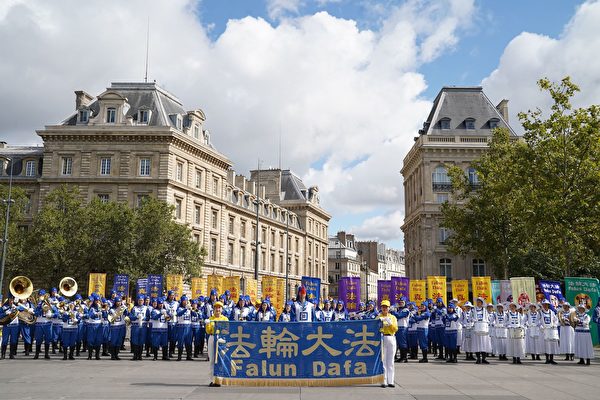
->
<box><xmin>528</xmin><ymin>326</ymin><xmax>539</xmax><ymax>338</ymax></box>
<box><xmin>544</xmin><ymin>328</ymin><xmax>559</xmax><ymax>341</ymax></box>
<box><xmin>474</xmin><ymin>321</ymin><xmax>489</xmax><ymax>335</ymax></box>
<box><xmin>510</xmin><ymin>327</ymin><xmax>525</xmax><ymax>339</ymax></box>
<box><xmin>495</xmin><ymin>327</ymin><xmax>508</xmax><ymax>339</ymax></box>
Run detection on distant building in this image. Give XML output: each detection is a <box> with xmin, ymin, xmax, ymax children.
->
<box><xmin>401</xmin><ymin>86</ymin><xmax>517</xmax><ymax>282</ymax></box>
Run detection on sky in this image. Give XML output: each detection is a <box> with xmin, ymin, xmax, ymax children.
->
<box><xmin>1</xmin><ymin>0</ymin><xmax>599</xmax><ymax>250</ymax></box>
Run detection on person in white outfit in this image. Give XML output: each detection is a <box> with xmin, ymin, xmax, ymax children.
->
<box><xmin>558</xmin><ymin>302</ymin><xmax>575</xmax><ymax>360</ymax></box>
<box><xmin>525</xmin><ymin>303</ymin><xmax>543</xmax><ymax>360</ymax></box>
<box><xmin>506</xmin><ymin>302</ymin><xmax>525</xmax><ymax>364</ymax></box>
<box><xmin>539</xmin><ymin>299</ymin><xmax>559</xmax><ymax>365</ymax></box>
<box><xmin>472</xmin><ymin>297</ymin><xmax>492</xmax><ymax>364</ymax></box>
<box><xmin>573</xmin><ymin>303</ymin><xmax>594</xmax><ymax>366</ymax></box>
<box><xmin>493</xmin><ymin>303</ymin><xmax>508</xmax><ymax>361</ymax></box>
<box><xmin>377</xmin><ymin>300</ymin><xmax>398</xmax><ymax>388</ymax></box>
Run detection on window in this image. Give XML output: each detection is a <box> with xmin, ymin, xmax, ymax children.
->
<box><xmin>270</xmin><ymin>253</ymin><xmax>275</xmax><ymax>272</ymax></box>
<box><xmin>473</xmin><ymin>259</ymin><xmax>486</xmax><ymax>277</ymax></box>
<box><xmin>176</xmin><ymin>115</ymin><xmax>183</xmax><ymax>130</ymax></box>
<box><xmin>25</xmin><ymin>160</ymin><xmax>36</xmax><ymax>177</ymax></box>
<box><xmin>240</xmin><ymin>220</ymin><xmax>246</xmax><ymax>238</ymax></box>
<box><xmin>212</xmin><ymin>177</ymin><xmax>219</xmax><ymax>195</ymax></box>
<box><xmin>439</xmin><ymin>227</ymin><xmax>451</xmax><ymax>244</ymax></box>
<box><xmin>78</xmin><ymin>110</ymin><xmax>88</xmax><ymax>123</ymax></box>
<box><xmin>136</xmin><ymin>194</ymin><xmax>148</xmax><ymax>208</ymax></box>
<box><xmin>440</xmin><ymin>258</ymin><xmax>452</xmax><ymax>281</ymax></box>
<box><xmin>436</xmin><ymin>193</ymin><xmax>449</xmax><ymax>204</ymax></box>
<box><xmin>261</xmin><ymin>229</ymin><xmax>266</xmax><ymax>244</ymax></box>
<box><xmin>24</xmin><ymin>194</ymin><xmax>32</xmax><ymax>214</ymax></box>
<box><xmin>195</xmin><ymin>169</ymin><xmax>202</xmax><ymax>189</ymax></box>
<box><xmin>138</xmin><ymin>109</ymin><xmax>150</xmax><ymax>124</ymax></box>
<box><xmin>204</xmin><ymin>130</ymin><xmax>210</xmax><ymax>145</ymax></box>
<box><xmin>432</xmin><ymin>165</ymin><xmax>451</xmax><ymax>191</ymax></box>
<box><xmin>240</xmin><ymin>245</ymin><xmax>246</xmax><ymax>266</ymax></box>
<box><xmin>271</xmin><ymin>231</ymin><xmax>275</xmax><ymax>246</ymax></box>
<box><xmin>106</xmin><ymin>107</ymin><xmax>116</xmax><ymax>123</ymax></box>
<box><xmin>465</xmin><ymin>118</ymin><xmax>475</xmax><ymax>130</ymax></box>
<box><xmin>210</xmin><ymin>238</ymin><xmax>218</xmax><ymax>262</ymax></box>
<box><xmin>193</xmin><ymin>125</ymin><xmax>200</xmax><ymax>139</ymax></box>
<box><xmin>140</xmin><ymin>158</ymin><xmax>151</xmax><ymax>176</ymax></box>
<box><xmin>193</xmin><ymin>234</ymin><xmax>200</xmax><ymax>243</ymax></box>
<box><xmin>279</xmin><ymin>255</ymin><xmax>284</xmax><ymax>273</ymax></box>
<box><xmin>228</xmin><ymin>242</ymin><xmax>234</xmax><ymax>264</ymax></box>
<box><xmin>468</xmin><ymin>167</ymin><xmax>479</xmax><ymax>186</ymax></box>
<box><xmin>100</xmin><ymin>157</ymin><xmax>111</xmax><ymax>175</ymax></box>
<box><xmin>61</xmin><ymin>157</ymin><xmax>73</xmax><ymax>176</ymax></box>
<box><xmin>211</xmin><ymin>209</ymin><xmax>218</xmax><ymax>229</ymax></box>
<box><xmin>175</xmin><ymin>199</ymin><xmax>182</xmax><ymax>219</ymax></box>
<box><xmin>229</xmin><ymin>216</ymin><xmax>235</xmax><ymax>234</ymax></box>
<box><xmin>194</xmin><ymin>205</ymin><xmax>202</xmax><ymax>225</ymax></box>
<box><xmin>440</xmin><ymin>118</ymin><xmax>451</xmax><ymax>130</ymax></box>
<box><xmin>98</xmin><ymin>193</ymin><xmax>110</xmax><ymax>203</ymax></box>
<box><xmin>335</xmin><ymin>262</ymin><xmax>340</xmax><ymax>270</ymax></box>
<box><xmin>176</xmin><ymin>162</ymin><xmax>183</xmax><ymax>181</ymax></box>
<box><xmin>489</xmin><ymin>119</ymin><xmax>500</xmax><ymax>129</ymax></box>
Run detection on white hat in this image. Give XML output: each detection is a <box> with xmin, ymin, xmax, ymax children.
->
<box><xmin>463</xmin><ymin>301</ymin><xmax>473</xmax><ymax>308</ymax></box>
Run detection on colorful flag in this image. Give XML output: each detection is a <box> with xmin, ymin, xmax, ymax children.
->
<box><xmin>301</xmin><ymin>276</ymin><xmax>321</xmax><ymax>304</ymax></box>
<box><xmin>565</xmin><ymin>277</ymin><xmax>599</xmax><ymax>345</ymax></box>
<box><xmin>472</xmin><ymin>276</ymin><xmax>492</xmax><ymax>304</ymax></box>
<box><xmin>245</xmin><ymin>277</ymin><xmax>258</xmax><ymax>305</ymax></box>
<box><xmin>262</xmin><ymin>275</ymin><xmax>278</xmax><ymax>304</ymax></box>
<box><xmin>136</xmin><ymin>278</ymin><xmax>148</xmax><ymax>297</ymax></box>
<box><xmin>147</xmin><ymin>274</ymin><xmax>163</xmax><ymax>300</ymax></box>
<box><xmin>510</xmin><ymin>277</ymin><xmax>536</xmax><ymax>307</ymax></box>
<box><xmin>113</xmin><ymin>274</ymin><xmax>129</xmax><ymax>298</ymax></box>
<box><xmin>339</xmin><ymin>277</ymin><xmax>361</xmax><ymax>312</ymax></box>
<box><xmin>391</xmin><ymin>277</ymin><xmax>410</xmax><ymax>305</ymax></box>
<box><xmin>207</xmin><ymin>274</ymin><xmax>224</xmax><ymax>295</ymax></box>
<box><xmin>410</xmin><ymin>280</ymin><xmax>426</xmax><ymax>303</ymax></box>
<box><xmin>191</xmin><ymin>277</ymin><xmax>207</xmax><ymax>298</ymax></box>
<box><xmin>492</xmin><ymin>280</ymin><xmax>501</xmax><ymax>305</ymax></box>
<box><xmin>224</xmin><ymin>276</ymin><xmax>241</xmax><ymax>302</ymax></box>
<box><xmin>500</xmin><ymin>280</ymin><xmax>512</xmax><ymax>303</ymax></box>
<box><xmin>377</xmin><ymin>280</ymin><xmax>392</xmax><ymax>307</ymax></box>
<box><xmin>538</xmin><ymin>280</ymin><xmax>563</xmax><ymax>308</ymax></box>
<box><xmin>88</xmin><ymin>273</ymin><xmax>106</xmax><ymax>297</ymax></box>
<box><xmin>451</xmin><ymin>280</ymin><xmax>469</xmax><ymax>306</ymax></box>
<box><xmin>166</xmin><ymin>274</ymin><xmax>183</xmax><ymax>299</ymax></box>
<box><xmin>427</xmin><ymin>276</ymin><xmax>447</xmax><ymax>304</ymax></box>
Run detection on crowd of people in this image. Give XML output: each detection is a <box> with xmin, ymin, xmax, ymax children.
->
<box><xmin>1</xmin><ymin>286</ymin><xmax>598</xmax><ymax>375</ymax></box>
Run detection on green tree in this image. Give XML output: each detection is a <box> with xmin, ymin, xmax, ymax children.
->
<box><xmin>0</xmin><ymin>184</ymin><xmax>29</xmax><ymax>295</ymax></box>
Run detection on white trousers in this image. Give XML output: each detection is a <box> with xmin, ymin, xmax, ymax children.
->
<box><xmin>382</xmin><ymin>335</ymin><xmax>396</xmax><ymax>385</ymax></box>
<box><xmin>207</xmin><ymin>335</ymin><xmax>215</xmax><ymax>383</ymax></box>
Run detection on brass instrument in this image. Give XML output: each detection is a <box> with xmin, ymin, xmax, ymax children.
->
<box><xmin>59</xmin><ymin>277</ymin><xmax>78</xmax><ymax>298</ymax></box>
<box><xmin>162</xmin><ymin>308</ymin><xmax>172</xmax><ymax>322</ymax></box>
<box><xmin>8</xmin><ymin>276</ymin><xmax>36</xmax><ymax>325</ymax></box>
<box><xmin>0</xmin><ymin>301</ymin><xmax>18</xmax><ymax>325</ymax></box>
<box><xmin>108</xmin><ymin>305</ymin><xmax>127</xmax><ymax>324</ymax></box>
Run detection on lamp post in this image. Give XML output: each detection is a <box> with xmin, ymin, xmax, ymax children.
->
<box><xmin>0</xmin><ymin>156</ymin><xmax>14</xmax><ymax>300</ymax></box>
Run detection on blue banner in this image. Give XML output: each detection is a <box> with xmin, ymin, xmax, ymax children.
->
<box><xmin>301</xmin><ymin>276</ymin><xmax>321</xmax><ymax>304</ymax></box>
<box><xmin>136</xmin><ymin>278</ymin><xmax>148</xmax><ymax>297</ymax></box>
<box><xmin>147</xmin><ymin>274</ymin><xmax>163</xmax><ymax>300</ymax></box>
<box><xmin>113</xmin><ymin>274</ymin><xmax>129</xmax><ymax>298</ymax></box>
<box><xmin>539</xmin><ymin>280</ymin><xmax>563</xmax><ymax>308</ymax></box>
<box><xmin>212</xmin><ymin>320</ymin><xmax>383</xmax><ymax>386</ymax></box>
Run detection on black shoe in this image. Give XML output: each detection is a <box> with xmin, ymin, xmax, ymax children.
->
<box><xmin>388</xmin><ymin>384</ymin><xmax>395</xmax><ymax>388</ymax></box>
<box><xmin>381</xmin><ymin>384</ymin><xmax>387</xmax><ymax>388</ymax></box>
<box><xmin>95</xmin><ymin>347</ymin><xmax>101</xmax><ymax>360</ymax></box>
<box><xmin>512</xmin><ymin>357</ymin><xmax>517</xmax><ymax>364</ymax></box>
<box><xmin>578</xmin><ymin>359</ymin><xmax>585</xmax><ymax>365</ymax></box>
<box><xmin>586</xmin><ymin>359</ymin><xmax>590</xmax><ymax>366</ymax></box>
<box><xmin>209</xmin><ymin>382</ymin><xmax>215</xmax><ymax>387</ymax></box>
<box><xmin>536</xmin><ymin>355</ymin><xmax>541</xmax><ymax>361</ymax></box>
<box><xmin>516</xmin><ymin>358</ymin><xmax>522</xmax><ymax>364</ymax></box>
<box><xmin>44</xmin><ymin>344</ymin><xmax>50</xmax><ymax>359</ymax></box>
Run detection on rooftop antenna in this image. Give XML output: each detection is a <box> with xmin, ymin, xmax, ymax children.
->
<box><xmin>144</xmin><ymin>16</ymin><xmax>150</xmax><ymax>83</ymax></box>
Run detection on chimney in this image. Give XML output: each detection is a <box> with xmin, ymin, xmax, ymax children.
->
<box><xmin>75</xmin><ymin>90</ymin><xmax>94</xmax><ymax>110</ymax></box>
<box><xmin>496</xmin><ymin>99</ymin><xmax>509</xmax><ymax>123</ymax></box>
<box><xmin>0</xmin><ymin>141</ymin><xmax>6</xmax><ymax>148</ymax></box>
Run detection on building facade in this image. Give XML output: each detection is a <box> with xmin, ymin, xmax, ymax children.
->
<box><xmin>401</xmin><ymin>86</ymin><xmax>517</xmax><ymax>282</ymax></box>
<box><xmin>0</xmin><ymin>82</ymin><xmax>330</xmax><ymax>297</ymax></box>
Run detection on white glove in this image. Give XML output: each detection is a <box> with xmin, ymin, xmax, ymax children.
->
<box><xmin>217</xmin><ymin>338</ymin><xmax>226</xmax><ymax>344</ymax></box>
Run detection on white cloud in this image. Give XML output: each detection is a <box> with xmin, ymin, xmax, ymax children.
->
<box><xmin>349</xmin><ymin>210</ymin><xmax>405</xmax><ymax>243</ymax></box>
<box><xmin>266</xmin><ymin>0</ymin><xmax>302</xmax><ymax>20</ymax></box>
<box><xmin>482</xmin><ymin>0</ymin><xmax>600</xmax><ymax>131</ymax></box>
<box><xmin>0</xmin><ymin>0</ymin><xmax>476</xmax><ymax>247</ymax></box>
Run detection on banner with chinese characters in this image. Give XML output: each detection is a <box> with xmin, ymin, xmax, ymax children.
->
<box><xmin>339</xmin><ymin>277</ymin><xmax>360</xmax><ymax>312</ymax></box>
<box><xmin>451</xmin><ymin>280</ymin><xmax>469</xmax><ymax>306</ymax></box>
<box><xmin>510</xmin><ymin>277</ymin><xmax>536</xmax><ymax>307</ymax></box>
<box><xmin>166</xmin><ymin>274</ymin><xmax>184</xmax><ymax>299</ymax></box>
<box><xmin>301</xmin><ymin>276</ymin><xmax>321</xmax><ymax>304</ymax></box>
<box><xmin>391</xmin><ymin>277</ymin><xmax>409</xmax><ymax>305</ymax></box>
<box><xmin>136</xmin><ymin>278</ymin><xmax>148</xmax><ymax>297</ymax></box>
<box><xmin>212</xmin><ymin>320</ymin><xmax>384</xmax><ymax>386</ymax></box>
<box><xmin>275</xmin><ymin>278</ymin><xmax>286</xmax><ymax>316</ymax></box>
<box><xmin>88</xmin><ymin>273</ymin><xmax>106</xmax><ymax>297</ymax></box>
<box><xmin>538</xmin><ymin>280</ymin><xmax>563</xmax><ymax>308</ymax></box>
<box><xmin>147</xmin><ymin>274</ymin><xmax>163</xmax><ymax>300</ymax></box>
<box><xmin>427</xmin><ymin>276</ymin><xmax>447</xmax><ymax>304</ymax></box>
<box><xmin>471</xmin><ymin>276</ymin><xmax>492</xmax><ymax>304</ymax></box>
<box><xmin>224</xmin><ymin>276</ymin><xmax>241</xmax><ymax>303</ymax></box>
<box><xmin>409</xmin><ymin>280</ymin><xmax>426</xmax><ymax>303</ymax></box>
<box><xmin>113</xmin><ymin>274</ymin><xmax>129</xmax><ymax>298</ymax></box>
<box><xmin>245</xmin><ymin>278</ymin><xmax>258</xmax><ymax>305</ymax></box>
<box><xmin>191</xmin><ymin>277</ymin><xmax>207</xmax><ymax>298</ymax></box>
<box><xmin>262</xmin><ymin>276</ymin><xmax>278</xmax><ymax>304</ymax></box>
<box><xmin>207</xmin><ymin>274</ymin><xmax>224</xmax><ymax>295</ymax></box>
<box><xmin>565</xmin><ymin>277</ymin><xmax>599</xmax><ymax>345</ymax></box>
<box><xmin>377</xmin><ymin>280</ymin><xmax>392</xmax><ymax>307</ymax></box>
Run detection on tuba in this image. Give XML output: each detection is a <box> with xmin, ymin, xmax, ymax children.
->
<box><xmin>9</xmin><ymin>276</ymin><xmax>36</xmax><ymax>325</ymax></box>
<box><xmin>59</xmin><ymin>277</ymin><xmax>78</xmax><ymax>298</ymax></box>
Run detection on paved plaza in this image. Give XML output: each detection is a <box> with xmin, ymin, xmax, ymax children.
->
<box><xmin>1</xmin><ymin>350</ymin><xmax>599</xmax><ymax>400</ymax></box>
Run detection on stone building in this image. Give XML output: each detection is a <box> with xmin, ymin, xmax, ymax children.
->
<box><xmin>327</xmin><ymin>231</ymin><xmax>361</xmax><ymax>298</ymax></box>
<box><xmin>401</xmin><ymin>86</ymin><xmax>517</xmax><ymax>282</ymax></box>
<box><xmin>0</xmin><ymin>82</ymin><xmax>330</xmax><ymax>297</ymax></box>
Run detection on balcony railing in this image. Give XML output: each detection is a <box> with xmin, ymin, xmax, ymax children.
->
<box><xmin>433</xmin><ymin>183</ymin><xmax>452</xmax><ymax>192</ymax></box>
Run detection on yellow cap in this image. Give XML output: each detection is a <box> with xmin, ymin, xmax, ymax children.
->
<box><xmin>380</xmin><ymin>300</ymin><xmax>391</xmax><ymax>307</ymax></box>
<box><xmin>213</xmin><ymin>301</ymin><xmax>224</xmax><ymax>308</ymax></box>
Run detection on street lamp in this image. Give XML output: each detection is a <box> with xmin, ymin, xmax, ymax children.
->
<box><xmin>0</xmin><ymin>156</ymin><xmax>14</xmax><ymax>300</ymax></box>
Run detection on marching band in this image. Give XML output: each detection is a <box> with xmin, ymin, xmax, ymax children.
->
<box><xmin>0</xmin><ymin>276</ymin><xmax>596</xmax><ymax>370</ymax></box>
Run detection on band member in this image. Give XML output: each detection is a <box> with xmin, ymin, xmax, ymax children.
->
<box><xmin>61</xmin><ymin>301</ymin><xmax>80</xmax><ymax>360</ymax></box>
<box><xmin>472</xmin><ymin>297</ymin><xmax>491</xmax><ymax>364</ymax></box>
<box><xmin>443</xmin><ymin>302</ymin><xmax>460</xmax><ymax>363</ymax></box>
<box><xmin>150</xmin><ymin>297</ymin><xmax>170</xmax><ymax>361</ymax></box>
<box><xmin>451</xmin><ymin>298</ymin><xmax>463</xmax><ymax>355</ymax></box>
<box><xmin>255</xmin><ymin>299</ymin><xmax>275</xmax><ymax>322</ymax></box>
<box><xmin>190</xmin><ymin>300</ymin><xmax>202</xmax><ymax>357</ymax></box>
<box><xmin>176</xmin><ymin>295</ymin><xmax>193</xmax><ymax>361</ymax></box>
<box><xmin>461</xmin><ymin>301</ymin><xmax>475</xmax><ymax>360</ymax></box>
<box><xmin>539</xmin><ymin>299</ymin><xmax>559</xmax><ymax>364</ymax></box>
<box><xmin>290</xmin><ymin>286</ymin><xmax>316</xmax><ymax>322</ymax></box>
<box><xmin>33</xmin><ymin>289</ymin><xmax>54</xmax><ymax>359</ymax></box>
<box><xmin>86</xmin><ymin>295</ymin><xmax>103</xmax><ymax>360</ymax></box>
<box><xmin>427</xmin><ymin>300</ymin><xmax>436</xmax><ymax>356</ymax></box>
<box><xmin>206</xmin><ymin>301</ymin><xmax>228</xmax><ymax>387</ymax></box>
<box><xmin>231</xmin><ymin>297</ymin><xmax>249</xmax><ymax>321</ymax></box>
<box><xmin>506</xmin><ymin>302</ymin><xmax>525</xmax><ymax>364</ymax></box>
<box><xmin>392</xmin><ymin>297</ymin><xmax>409</xmax><ymax>363</ymax></box>
<box><xmin>433</xmin><ymin>298</ymin><xmax>447</xmax><ymax>360</ymax></box>
<box><xmin>333</xmin><ymin>300</ymin><xmax>348</xmax><ymax>321</ymax></box>
<box><xmin>486</xmin><ymin>303</ymin><xmax>496</xmax><ymax>357</ymax></box>
<box><xmin>17</xmin><ymin>297</ymin><xmax>34</xmax><ymax>356</ymax></box>
<box><xmin>278</xmin><ymin>301</ymin><xmax>293</xmax><ymax>322</ymax></box>
<box><xmin>73</xmin><ymin>294</ymin><xmax>86</xmax><ymax>356</ymax></box>
<box><xmin>165</xmin><ymin>290</ymin><xmax>179</xmax><ymax>358</ymax></box>
<box><xmin>0</xmin><ymin>295</ymin><xmax>19</xmax><ymax>359</ymax></box>
<box><xmin>144</xmin><ymin>296</ymin><xmax>154</xmax><ymax>357</ymax></box>
<box><xmin>223</xmin><ymin>290</ymin><xmax>235</xmax><ymax>309</ymax></box>
<box><xmin>525</xmin><ymin>303</ymin><xmax>543</xmax><ymax>360</ymax></box>
<box><xmin>574</xmin><ymin>304</ymin><xmax>593</xmax><ymax>365</ymax></box>
<box><xmin>558</xmin><ymin>302</ymin><xmax>575</xmax><ymax>360</ymax></box>
<box><xmin>129</xmin><ymin>295</ymin><xmax>149</xmax><ymax>361</ymax></box>
<box><xmin>493</xmin><ymin>304</ymin><xmax>508</xmax><ymax>361</ymax></box>
<box><xmin>317</xmin><ymin>299</ymin><xmax>334</xmax><ymax>322</ymax></box>
<box><xmin>108</xmin><ymin>296</ymin><xmax>128</xmax><ymax>360</ymax></box>
<box><xmin>100</xmin><ymin>298</ymin><xmax>111</xmax><ymax>356</ymax></box>
<box><xmin>377</xmin><ymin>300</ymin><xmax>398</xmax><ymax>388</ymax></box>
<box><xmin>407</xmin><ymin>302</ymin><xmax>419</xmax><ymax>360</ymax></box>
<box><xmin>51</xmin><ymin>294</ymin><xmax>63</xmax><ymax>354</ymax></box>
<box><xmin>203</xmin><ymin>289</ymin><xmax>218</xmax><ymax>320</ymax></box>
<box><xmin>415</xmin><ymin>301</ymin><xmax>431</xmax><ymax>363</ymax></box>
<box><xmin>363</xmin><ymin>301</ymin><xmax>377</xmax><ymax>319</ymax></box>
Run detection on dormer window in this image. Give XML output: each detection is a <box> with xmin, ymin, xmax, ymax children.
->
<box><xmin>193</xmin><ymin>125</ymin><xmax>200</xmax><ymax>139</ymax></box>
<box><xmin>176</xmin><ymin>115</ymin><xmax>183</xmax><ymax>130</ymax></box>
<box><xmin>106</xmin><ymin>107</ymin><xmax>116</xmax><ymax>123</ymax></box>
<box><xmin>203</xmin><ymin>130</ymin><xmax>210</xmax><ymax>145</ymax></box>
<box><xmin>465</xmin><ymin>118</ymin><xmax>475</xmax><ymax>130</ymax></box>
<box><xmin>440</xmin><ymin>118</ymin><xmax>451</xmax><ymax>130</ymax></box>
<box><xmin>78</xmin><ymin>109</ymin><xmax>89</xmax><ymax>123</ymax></box>
<box><xmin>138</xmin><ymin>109</ymin><xmax>151</xmax><ymax>125</ymax></box>
<box><xmin>489</xmin><ymin>118</ymin><xmax>500</xmax><ymax>129</ymax></box>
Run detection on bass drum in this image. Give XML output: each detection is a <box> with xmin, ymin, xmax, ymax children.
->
<box><xmin>510</xmin><ymin>327</ymin><xmax>525</xmax><ymax>339</ymax></box>
<box><xmin>544</xmin><ymin>328</ymin><xmax>559</xmax><ymax>341</ymax></box>
<box><xmin>474</xmin><ymin>321</ymin><xmax>489</xmax><ymax>335</ymax></box>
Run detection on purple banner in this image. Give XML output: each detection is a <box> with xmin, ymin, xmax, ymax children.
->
<box><xmin>113</xmin><ymin>274</ymin><xmax>129</xmax><ymax>298</ymax></box>
<box><xmin>377</xmin><ymin>280</ymin><xmax>392</xmax><ymax>307</ymax></box>
<box><xmin>391</xmin><ymin>277</ymin><xmax>410</xmax><ymax>305</ymax></box>
<box><xmin>539</xmin><ymin>280</ymin><xmax>563</xmax><ymax>308</ymax></box>
<box><xmin>338</xmin><ymin>277</ymin><xmax>361</xmax><ymax>312</ymax></box>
